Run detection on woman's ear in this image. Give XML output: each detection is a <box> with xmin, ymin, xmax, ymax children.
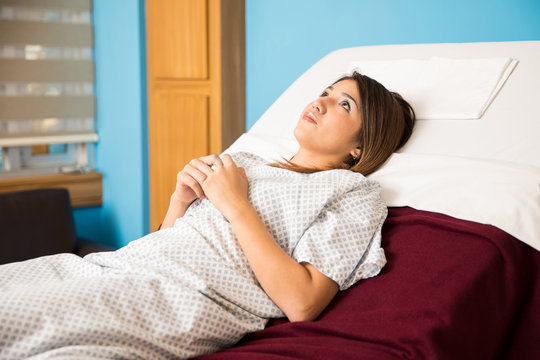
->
<box><xmin>350</xmin><ymin>147</ymin><xmax>361</xmax><ymax>160</ymax></box>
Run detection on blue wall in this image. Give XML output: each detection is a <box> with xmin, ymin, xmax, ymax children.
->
<box><xmin>246</xmin><ymin>0</ymin><xmax>540</xmax><ymax>128</ymax></box>
<box><xmin>73</xmin><ymin>0</ymin><xmax>540</xmax><ymax>248</ymax></box>
<box><xmin>73</xmin><ymin>0</ymin><xmax>148</xmax><ymax>248</ymax></box>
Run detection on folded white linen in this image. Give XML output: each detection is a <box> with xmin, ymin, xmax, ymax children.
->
<box><xmin>368</xmin><ymin>153</ymin><xmax>540</xmax><ymax>252</ymax></box>
<box><xmin>349</xmin><ymin>57</ymin><xmax>518</xmax><ymax>120</ymax></box>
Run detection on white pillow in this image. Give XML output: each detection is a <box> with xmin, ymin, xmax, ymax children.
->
<box><xmin>349</xmin><ymin>57</ymin><xmax>517</xmax><ymax>120</ymax></box>
<box><xmin>369</xmin><ymin>153</ymin><xmax>540</xmax><ymax>252</ymax></box>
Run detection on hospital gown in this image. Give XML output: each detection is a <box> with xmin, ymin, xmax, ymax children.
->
<box><xmin>0</xmin><ymin>152</ymin><xmax>387</xmax><ymax>359</ymax></box>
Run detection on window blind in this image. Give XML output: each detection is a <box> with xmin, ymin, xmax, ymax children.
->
<box><xmin>0</xmin><ymin>0</ymin><xmax>97</xmax><ymax>174</ymax></box>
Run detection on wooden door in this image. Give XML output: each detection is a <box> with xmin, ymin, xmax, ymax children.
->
<box><xmin>146</xmin><ymin>0</ymin><xmax>245</xmax><ymax>230</ymax></box>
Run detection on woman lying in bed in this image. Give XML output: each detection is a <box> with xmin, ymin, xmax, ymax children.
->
<box><xmin>0</xmin><ymin>72</ymin><xmax>414</xmax><ymax>359</ymax></box>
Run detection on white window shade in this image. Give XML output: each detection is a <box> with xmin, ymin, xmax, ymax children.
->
<box><xmin>0</xmin><ymin>132</ymin><xmax>98</xmax><ymax>147</ymax></box>
<box><xmin>0</xmin><ymin>0</ymin><xmax>97</xmax><ymax>174</ymax></box>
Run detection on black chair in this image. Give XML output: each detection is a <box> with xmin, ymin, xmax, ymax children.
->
<box><xmin>0</xmin><ymin>188</ymin><xmax>113</xmax><ymax>265</ymax></box>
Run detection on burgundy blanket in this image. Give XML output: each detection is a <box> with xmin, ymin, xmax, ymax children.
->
<box><xmin>197</xmin><ymin>207</ymin><xmax>540</xmax><ymax>360</ymax></box>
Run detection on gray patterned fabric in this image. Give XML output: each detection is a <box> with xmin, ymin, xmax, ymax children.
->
<box><xmin>0</xmin><ymin>152</ymin><xmax>387</xmax><ymax>359</ymax></box>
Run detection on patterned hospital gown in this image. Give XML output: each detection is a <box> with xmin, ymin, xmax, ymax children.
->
<box><xmin>0</xmin><ymin>152</ymin><xmax>387</xmax><ymax>359</ymax></box>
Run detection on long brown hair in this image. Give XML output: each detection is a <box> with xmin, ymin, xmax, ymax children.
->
<box><xmin>272</xmin><ymin>71</ymin><xmax>415</xmax><ymax>176</ymax></box>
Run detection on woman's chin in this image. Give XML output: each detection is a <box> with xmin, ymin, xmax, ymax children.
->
<box><xmin>293</xmin><ymin>123</ymin><xmax>312</xmax><ymax>141</ymax></box>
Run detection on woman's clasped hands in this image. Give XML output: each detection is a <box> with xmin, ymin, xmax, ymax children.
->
<box><xmin>172</xmin><ymin>154</ymin><xmax>250</xmax><ymax>221</ymax></box>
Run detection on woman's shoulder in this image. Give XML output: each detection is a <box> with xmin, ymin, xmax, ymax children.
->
<box><xmin>229</xmin><ymin>151</ymin><xmax>267</xmax><ymax>167</ymax></box>
<box><xmin>313</xmin><ymin>167</ymin><xmax>377</xmax><ymax>186</ymax></box>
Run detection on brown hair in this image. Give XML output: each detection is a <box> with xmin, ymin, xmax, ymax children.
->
<box><xmin>272</xmin><ymin>71</ymin><xmax>415</xmax><ymax>176</ymax></box>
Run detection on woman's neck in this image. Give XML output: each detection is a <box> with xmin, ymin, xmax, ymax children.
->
<box><xmin>289</xmin><ymin>149</ymin><xmax>340</xmax><ymax>170</ymax></box>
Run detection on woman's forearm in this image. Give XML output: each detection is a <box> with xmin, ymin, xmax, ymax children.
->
<box><xmin>228</xmin><ymin>201</ymin><xmax>338</xmax><ymax>322</ymax></box>
<box><xmin>161</xmin><ymin>195</ymin><xmax>193</xmax><ymax>229</ymax></box>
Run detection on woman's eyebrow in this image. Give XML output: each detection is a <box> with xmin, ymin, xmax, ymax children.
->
<box><xmin>325</xmin><ymin>86</ymin><xmax>359</xmax><ymax>109</ymax></box>
<box><xmin>342</xmin><ymin>92</ymin><xmax>359</xmax><ymax>109</ymax></box>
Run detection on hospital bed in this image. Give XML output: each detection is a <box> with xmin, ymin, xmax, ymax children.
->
<box><xmin>196</xmin><ymin>41</ymin><xmax>540</xmax><ymax>359</ymax></box>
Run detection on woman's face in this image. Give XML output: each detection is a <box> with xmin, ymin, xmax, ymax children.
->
<box><xmin>294</xmin><ymin>79</ymin><xmax>363</xmax><ymax>165</ymax></box>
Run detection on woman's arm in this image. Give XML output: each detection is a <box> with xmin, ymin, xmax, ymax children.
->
<box><xmin>229</xmin><ymin>204</ymin><xmax>339</xmax><ymax>322</ymax></box>
<box><xmin>202</xmin><ymin>154</ymin><xmax>339</xmax><ymax>322</ymax></box>
<box><xmin>161</xmin><ymin>196</ymin><xmax>192</xmax><ymax>229</ymax></box>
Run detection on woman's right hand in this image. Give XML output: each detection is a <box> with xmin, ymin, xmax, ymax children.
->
<box><xmin>171</xmin><ymin>154</ymin><xmax>223</xmax><ymax>205</ymax></box>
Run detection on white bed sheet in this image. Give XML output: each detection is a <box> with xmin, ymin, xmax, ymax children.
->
<box><xmin>226</xmin><ymin>133</ymin><xmax>540</xmax><ymax>252</ymax></box>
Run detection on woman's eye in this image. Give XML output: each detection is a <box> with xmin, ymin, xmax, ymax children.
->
<box><xmin>320</xmin><ymin>91</ymin><xmax>328</xmax><ymax>97</ymax></box>
<box><xmin>341</xmin><ymin>101</ymin><xmax>351</xmax><ymax>111</ymax></box>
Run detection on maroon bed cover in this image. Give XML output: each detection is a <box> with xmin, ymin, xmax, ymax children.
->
<box><xmin>197</xmin><ymin>207</ymin><xmax>540</xmax><ymax>360</ymax></box>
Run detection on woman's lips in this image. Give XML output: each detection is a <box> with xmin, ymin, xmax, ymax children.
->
<box><xmin>303</xmin><ymin>112</ymin><xmax>318</xmax><ymax>124</ymax></box>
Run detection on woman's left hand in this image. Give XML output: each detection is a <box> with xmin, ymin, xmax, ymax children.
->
<box><xmin>201</xmin><ymin>154</ymin><xmax>250</xmax><ymax>221</ymax></box>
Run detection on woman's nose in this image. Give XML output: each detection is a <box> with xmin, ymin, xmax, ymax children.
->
<box><xmin>312</xmin><ymin>99</ymin><xmax>325</xmax><ymax>113</ymax></box>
